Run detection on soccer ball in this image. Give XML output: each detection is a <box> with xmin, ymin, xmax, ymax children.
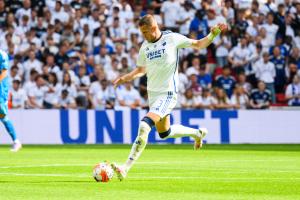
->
<box><xmin>93</xmin><ymin>161</ymin><xmax>114</xmax><ymax>182</ymax></box>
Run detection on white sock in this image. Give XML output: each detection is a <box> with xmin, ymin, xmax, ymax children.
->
<box><xmin>164</xmin><ymin>124</ymin><xmax>199</xmax><ymax>139</ymax></box>
<box><xmin>124</xmin><ymin>121</ymin><xmax>152</xmax><ymax>172</ymax></box>
<box><xmin>14</xmin><ymin>139</ymin><xmax>20</xmax><ymax>144</ymax></box>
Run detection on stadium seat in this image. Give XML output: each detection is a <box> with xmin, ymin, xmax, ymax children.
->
<box><xmin>213</xmin><ymin>67</ymin><xmax>223</xmax><ymax>80</ymax></box>
<box><xmin>273</xmin><ymin>93</ymin><xmax>288</xmax><ymax>106</ymax></box>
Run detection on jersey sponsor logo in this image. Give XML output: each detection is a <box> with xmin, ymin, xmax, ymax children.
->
<box><xmin>146</xmin><ymin>49</ymin><xmax>166</xmax><ymax>60</ymax></box>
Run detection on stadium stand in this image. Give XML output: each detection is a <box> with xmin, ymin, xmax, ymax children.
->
<box><xmin>2</xmin><ymin>0</ymin><xmax>300</xmax><ymax>110</ymax></box>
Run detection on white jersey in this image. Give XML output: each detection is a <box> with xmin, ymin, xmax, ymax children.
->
<box><xmin>137</xmin><ymin>31</ymin><xmax>193</xmax><ymax>93</ymax></box>
<box><xmin>11</xmin><ymin>88</ymin><xmax>28</xmax><ymax>109</ymax></box>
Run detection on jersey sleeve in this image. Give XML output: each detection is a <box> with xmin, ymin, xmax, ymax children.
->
<box><xmin>172</xmin><ymin>33</ymin><xmax>194</xmax><ymax>49</ymax></box>
<box><xmin>136</xmin><ymin>45</ymin><xmax>146</xmax><ymax>67</ymax></box>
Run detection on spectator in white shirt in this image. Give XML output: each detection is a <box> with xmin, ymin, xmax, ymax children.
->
<box><xmin>23</xmin><ymin>69</ymin><xmax>38</xmax><ymax>96</ymax></box>
<box><xmin>58</xmin><ymin>61</ymin><xmax>77</xmax><ymax>84</ymax></box>
<box><xmin>206</xmin><ymin>9</ymin><xmax>226</xmax><ymax>28</ymax></box>
<box><xmin>214</xmin><ymin>32</ymin><xmax>231</xmax><ymax>67</ymax></box>
<box><xmin>258</xmin><ymin>27</ymin><xmax>273</xmax><ymax>53</ymax></box>
<box><xmin>51</xmin><ymin>1</ymin><xmax>69</xmax><ymax>24</ymax></box>
<box><xmin>89</xmin><ymin>74</ymin><xmax>104</xmax><ymax>108</ymax></box>
<box><xmin>75</xmin><ymin>66</ymin><xmax>91</xmax><ymax>108</ymax></box>
<box><xmin>94</xmin><ymin>46</ymin><xmax>112</xmax><ymax>71</ymax></box>
<box><xmin>87</xmin><ymin>8</ymin><xmax>101</xmax><ymax>32</ymax></box>
<box><xmin>55</xmin><ymin>89</ymin><xmax>77</xmax><ymax>109</ymax></box>
<box><xmin>248</xmin><ymin>43</ymin><xmax>263</xmax><ymax>83</ymax></box>
<box><xmin>61</xmin><ymin>24</ymin><xmax>74</xmax><ymax>44</ymax></box>
<box><xmin>28</xmin><ymin>75</ymin><xmax>49</xmax><ymax>109</ymax></box>
<box><xmin>160</xmin><ymin>0</ymin><xmax>181</xmax><ymax>31</ymax></box>
<box><xmin>106</xmin><ymin>6</ymin><xmax>122</xmax><ymax>27</ymax></box>
<box><xmin>255</xmin><ymin>52</ymin><xmax>276</xmax><ymax>103</ymax></box>
<box><xmin>44</xmin><ymin>72</ymin><xmax>62</xmax><ymax>109</ymax></box>
<box><xmin>45</xmin><ymin>54</ymin><xmax>60</xmax><ymax>75</ymax></box>
<box><xmin>212</xmin><ymin>87</ymin><xmax>232</xmax><ymax>110</ymax></box>
<box><xmin>285</xmin><ymin>14</ymin><xmax>295</xmax><ymax>38</ymax></box>
<box><xmin>176</xmin><ymin>2</ymin><xmax>195</xmax><ymax>36</ymax></box>
<box><xmin>95</xmin><ymin>79</ymin><xmax>116</xmax><ymax>110</ymax></box>
<box><xmin>15</xmin><ymin>0</ymin><xmax>32</xmax><ymax>25</ymax></box>
<box><xmin>178</xmin><ymin>67</ymin><xmax>189</xmax><ymax>95</ymax></box>
<box><xmin>180</xmin><ymin>88</ymin><xmax>201</xmax><ymax>109</ymax></box>
<box><xmin>228</xmin><ymin>37</ymin><xmax>251</xmax><ymax>74</ymax></box>
<box><xmin>15</xmin><ymin>15</ymin><xmax>31</xmax><ymax>40</ymax></box>
<box><xmin>236</xmin><ymin>73</ymin><xmax>252</xmax><ymax>95</ymax></box>
<box><xmin>44</xmin><ymin>36</ymin><xmax>59</xmax><ymax>55</ymax></box>
<box><xmin>260</xmin><ymin>12</ymin><xmax>279</xmax><ymax>46</ymax></box>
<box><xmin>286</xmin><ymin>63</ymin><xmax>300</xmax><ymax>84</ymax></box>
<box><xmin>9</xmin><ymin>65</ymin><xmax>22</xmax><ymax>88</ymax></box>
<box><xmin>285</xmin><ymin>75</ymin><xmax>300</xmax><ymax>106</ymax></box>
<box><xmin>260</xmin><ymin>0</ymin><xmax>277</xmax><ymax>15</ymax></box>
<box><xmin>116</xmin><ymin>82</ymin><xmax>141</xmax><ymax>109</ymax></box>
<box><xmin>224</xmin><ymin>0</ymin><xmax>235</xmax><ymax>24</ymax></box>
<box><xmin>23</xmin><ymin>50</ymin><xmax>43</xmax><ymax>82</ymax></box>
<box><xmin>11</xmin><ymin>79</ymin><xmax>28</xmax><ymax>109</ymax></box>
<box><xmin>61</xmin><ymin>72</ymin><xmax>77</xmax><ymax>99</ymax></box>
<box><xmin>119</xmin><ymin>0</ymin><xmax>134</xmax><ymax>29</ymax></box>
<box><xmin>234</xmin><ymin>0</ymin><xmax>252</xmax><ymax>10</ymax></box>
<box><xmin>105</xmin><ymin>58</ymin><xmax>120</xmax><ymax>82</ymax></box>
<box><xmin>284</xmin><ymin>0</ymin><xmax>296</xmax><ymax>14</ymax></box>
<box><xmin>246</xmin><ymin>15</ymin><xmax>260</xmax><ymax>38</ymax></box>
<box><xmin>231</xmin><ymin>85</ymin><xmax>249</xmax><ymax>109</ymax></box>
<box><xmin>186</xmin><ymin>57</ymin><xmax>200</xmax><ymax>76</ymax></box>
<box><xmin>126</xmin><ymin>33</ymin><xmax>140</xmax><ymax>52</ymax></box>
<box><xmin>109</xmin><ymin>17</ymin><xmax>127</xmax><ymax>43</ymax></box>
<box><xmin>42</xmin><ymin>24</ymin><xmax>61</xmax><ymax>45</ymax></box>
<box><xmin>114</xmin><ymin>43</ymin><xmax>128</xmax><ymax>62</ymax></box>
<box><xmin>198</xmin><ymin>88</ymin><xmax>215</xmax><ymax>109</ymax></box>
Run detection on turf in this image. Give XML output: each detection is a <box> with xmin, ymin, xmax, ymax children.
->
<box><xmin>0</xmin><ymin>144</ymin><xmax>299</xmax><ymax>200</ymax></box>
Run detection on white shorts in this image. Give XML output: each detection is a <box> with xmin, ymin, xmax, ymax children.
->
<box><xmin>148</xmin><ymin>91</ymin><xmax>177</xmax><ymax>118</ymax></box>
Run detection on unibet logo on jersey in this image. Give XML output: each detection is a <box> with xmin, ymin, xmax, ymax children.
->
<box><xmin>146</xmin><ymin>49</ymin><xmax>166</xmax><ymax>60</ymax></box>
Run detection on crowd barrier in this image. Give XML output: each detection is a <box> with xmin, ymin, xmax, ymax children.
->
<box><xmin>0</xmin><ymin>109</ymin><xmax>299</xmax><ymax>144</ymax></box>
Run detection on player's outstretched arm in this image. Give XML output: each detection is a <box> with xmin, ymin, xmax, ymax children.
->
<box><xmin>113</xmin><ymin>67</ymin><xmax>146</xmax><ymax>88</ymax></box>
<box><xmin>191</xmin><ymin>23</ymin><xmax>227</xmax><ymax>49</ymax></box>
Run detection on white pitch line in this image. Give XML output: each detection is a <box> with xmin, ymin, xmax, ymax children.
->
<box><xmin>0</xmin><ymin>159</ymin><xmax>296</xmax><ymax>169</ymax></box>
<box><xmin>129</xmin><ymin>177</ymin><xmax>300</xmax><ymax>181</ymax></box>
<box><xmin>0</xmin><ymin>163</ymin><xmax>299</xmax><ymax>173</ymax></box>
<box><xmin>0</xmin><ymin>164</ymin><xmax>90</xmax><ymax>169</ymax></box>
<box><xmin>0</xmin><ymin>172</ymin><xmax>299</xmax><ymax>182</ymax></box>
<box><xmin>0</xmin><ymin>172</ymin><xmax>87</xmax><ymax>178</ymax></box>
<box><xmin>137</xmin><ymin>160</ymin><xmax>296</xmax><ymax>164</ymax></box>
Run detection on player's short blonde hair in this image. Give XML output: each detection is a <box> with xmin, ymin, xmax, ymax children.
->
<box><xmin>138</xmin><ymin>14</ymin><xmax>156</xmax><ymax>27</ymax></box>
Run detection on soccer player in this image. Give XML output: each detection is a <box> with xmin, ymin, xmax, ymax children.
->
<box><xmin>111</xmin><ymin>14</ymin><xmax>226</xmax><ymax>181</ymax></box>
<box><xmin>0</xmin><ymin>49</ymin><xmax>22</xmax><ymax>152</ymax></box>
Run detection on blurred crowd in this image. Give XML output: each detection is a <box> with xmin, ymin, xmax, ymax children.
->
<box><xmin>2</xmin><ymin>0</ymin><xmax>300</xmax><ymax>110</ymax></box>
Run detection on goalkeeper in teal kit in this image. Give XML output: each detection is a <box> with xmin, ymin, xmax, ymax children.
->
<box><xmin>0</xmin><ymin>49</ymin><xmax>22</xmax><ymax>152</ymax></box>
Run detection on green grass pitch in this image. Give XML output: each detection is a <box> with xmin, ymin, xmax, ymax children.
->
<box><xmin>0</xmin><ymin>144</ymin><xmax>299</xmax><ymax>200</ymax></box>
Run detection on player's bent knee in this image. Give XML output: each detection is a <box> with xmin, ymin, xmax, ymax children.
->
<box><xmin>137</xmin><ymin>118</ymin><xmax>153</xmax><ymax>140</ymax></box>
<box><xmin>158</xmin><ymin>128</ymin><xmax>171</xmax><ymax>139</ymax></box>
<box><xmin>141</xmin><ymin>116</ymin><xmax>155</xmax><ymax>129</ymax></box>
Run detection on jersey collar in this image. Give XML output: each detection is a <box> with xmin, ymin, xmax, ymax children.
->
<box><xmin>150</xmin><ymin>32</ymin><xmax>163</xmax><ymax>43</ymax></box>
